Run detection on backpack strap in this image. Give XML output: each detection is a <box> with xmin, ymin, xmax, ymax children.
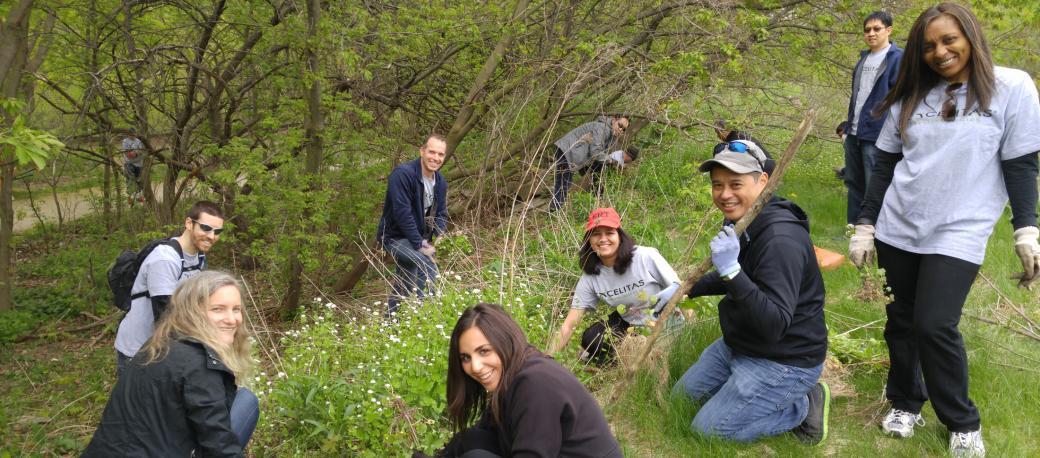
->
<box><xmin>129</xmin><ymin>239</ymin><xmax>186</xmax><ymax>300</ymax></box>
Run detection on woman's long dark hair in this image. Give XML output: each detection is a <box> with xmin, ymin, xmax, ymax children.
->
<box><xmin>579</xmin><ymin>227</ymin><xmax>636</xmax><ymax>275</ymax></box>
<box><xmin>875</xmin><ymin>3</ymin><xmax>994</xmax><ymax>137</ymax></box>
<box><xmin>446</xmin><ymin>303</ymin><xmax>537</xmax><ymax>432</ymax></box>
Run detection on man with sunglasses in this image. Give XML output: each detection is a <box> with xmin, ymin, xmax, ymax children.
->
<box><xmin>838</xmin><ymin>11</ymin><xmax>903</xmax><ymax>226</ymax></box>
<box><xmin>549</xmin><ymin>115</ymin><xmax>632</xmax><ymax>211</ymax></box>
<box><xmin>672</xmin><ymin>140</ymin><xmax>830</xmax><ymax>446</ymax></box>
<box><xmin>114</xmin><ymin>201</ymin><xmax>225</xmax><ymax>375</ymax></box>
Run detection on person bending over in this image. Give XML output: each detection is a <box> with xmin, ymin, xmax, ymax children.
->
<box><xmin>548</xmin><ymin>207</ymin><xmax>680</xmax><ymax>365</ymax></box>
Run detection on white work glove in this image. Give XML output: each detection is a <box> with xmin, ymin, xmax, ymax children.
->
<box><xmin>608</xmin><ymin>150</ymin><xmax>625</xmax><ymax>166</ymax></box>
<box><xmin>1013</xmin><ymin>226</ymin><xmax>1040</xmax><ymax>289</ymax></box>
<box><xmin>849</xmin><ymin>224</ymin><xmax>875</xmax><ymax>268</ymax></box>
<box><xmin>419</xmin><ymin>240</ymin><xmax>436</xmax><ymax>258</ymax></box>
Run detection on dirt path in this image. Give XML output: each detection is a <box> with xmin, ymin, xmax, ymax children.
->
<box><xmin>13</xmin><ymin>187</ymin><xmax>105</xmax><ymax>232</ymax></box>
<box><xmin>12</xmin><ymin>183</ymin><xmax>164</xmax><ymax>232</ymax></box>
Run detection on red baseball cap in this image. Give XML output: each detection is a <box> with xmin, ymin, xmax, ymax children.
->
<box><xmin>585</xmin><ymin>207</ymin><xmax>622</xmax><ymax>232</ymax></box>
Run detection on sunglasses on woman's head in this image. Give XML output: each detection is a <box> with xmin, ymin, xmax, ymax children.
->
<box><xmin>942</xmin><ymin>82</ymin><xmax>964</xmax><ymax>122</ymax></box>
<box><xmin>192</xmin><ymin>219</ymin><xmax>224</xmax><ymax>235</ymax></box>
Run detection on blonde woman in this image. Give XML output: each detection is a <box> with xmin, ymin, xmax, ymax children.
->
<box><xmin>83</xmin><ymin>271</ymin><xmax>259</xmax><ymax>457</ymax></box>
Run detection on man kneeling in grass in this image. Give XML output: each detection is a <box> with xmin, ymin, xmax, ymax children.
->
<box><xmin>672</xmin><ymin>139</ymin><xmax>830</xmax><ymax>445</ymax></box>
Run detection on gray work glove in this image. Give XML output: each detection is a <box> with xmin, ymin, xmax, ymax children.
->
<box><xmin>1013</xmin><ymin>226</ymin><xmax>1040</xmax><ymax>289</ymax></box>
<box><xmin>849</xmin><ymin>224</ymin><xmax>875</xmax><ymax>268</ymax></box>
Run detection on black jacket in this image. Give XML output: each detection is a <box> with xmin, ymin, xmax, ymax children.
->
<box><xmin>443</xmin><ymin>353</ymin><xmax>622</xmax><ymax>458</ymax></box>
<box><xmin>82</xmin><ymin>339</ymin><xmax>243</xmax><ymax>458</ymax></box>
<box><xmin>376</xmin><ymin>158</ymin><xmax>449</xmax><ymax>250</ymax></box>
<box><xmin>689</xmin><ymin>198</ymin><xmax>827</xmax><ymax>368</ymax></box>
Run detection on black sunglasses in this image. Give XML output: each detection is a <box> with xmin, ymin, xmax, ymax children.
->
<box><xmin>942</xmin><ymin>82</ymin><xmax>963</xmax><ymax>122</ymax></box>
<box><xmin>863</xmin><ymin>25</ymin><xmax>887</xmax><ymax>33</ymax></box>
<box><xmin>192</xmin><ymin>219</ymin><xmax>225</xmax><ymax>235</ymax></box>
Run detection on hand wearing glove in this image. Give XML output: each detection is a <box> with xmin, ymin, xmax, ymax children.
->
<box><xmin>419</xmin><ymin>240</ymin><xmax>436</xmax><ymax>258</ymax></box>
<box><xmin>608</xmin><ymin>150</ymin><xmax>625</xmax><ymax>166</ymax></box>
<box><xmin>1013</xmin><ymin>226</ymin><xmax>1040</xmax><ymax>289</ymax></box>
<box><xmin>849</xmin><ymin>224</ymin><xmax>875</xmax><ymax>268</ymax></box>
<box><xmin>711</xmin><ymin>226</ymin><xmax>741</xmax><ymax>278</ymax></box>
<box><xmin>652</xmin><ymin>282</ymin><xmax>681</xmax><ymax>317</ymax></box>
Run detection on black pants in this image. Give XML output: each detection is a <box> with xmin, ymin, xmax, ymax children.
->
<box><xmin>580</xmin><ymin>311</ymin><xmax>630</xmax><ymax>365</ymax></box>
<box><xmin>877</xmin><ymin>240</ymin><xmax>981</xmax><ymax>432</ymax></box>
<box><xmin>438</xmin><ymin>425</ymin><xmax>501</xmax><ymax>458</ymax></box>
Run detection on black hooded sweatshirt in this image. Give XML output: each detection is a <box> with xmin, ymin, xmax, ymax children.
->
<box><xmin>689</xmin><ymin>197</ymin><xmax>827</xmax><ymax>368</ymax></box>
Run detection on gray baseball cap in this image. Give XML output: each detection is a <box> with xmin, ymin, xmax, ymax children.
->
<box><xmin>698</xmin><ymin>140</ymin><xmax>767</xmax><ymax>174</ymax></box>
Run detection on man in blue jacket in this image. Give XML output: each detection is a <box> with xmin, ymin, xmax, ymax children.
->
<box><xmin>377</xmin><ymin>134</ymin><xmax>449</xmax><ymax>317</ymax></box>
<box><xmin>838</xmin><ymin>11</ymin><xmax>903</xmax><ymax>224</ymax></box>
<box><xmin>673</xmin><ymin>140</ymin><xmax>830</xmax><ymax>445</ymax></box>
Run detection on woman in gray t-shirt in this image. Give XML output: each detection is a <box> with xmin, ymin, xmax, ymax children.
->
<box><xmin>548</xmin><ymin>208</ymin><xmax>680</xmax><ymax>365</ymax></box>
<box><xmin>847</xmin><ymin>4</ymin><xmax>1040</xmax><ymax>455</ymax></box>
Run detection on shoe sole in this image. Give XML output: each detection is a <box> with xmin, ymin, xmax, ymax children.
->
<box><xmin>882</xmin><ymin>424</ymin><xmax>915</xmax><ymax>438</ymax></box>
<box><xmin>817</xmin><ymin>381</ymin><xmax>830</xmax><ymax>446</ymax></box>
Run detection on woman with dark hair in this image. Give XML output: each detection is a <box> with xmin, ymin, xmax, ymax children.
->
<box><xmin>548</xmin><ymin>207</ymin><xmax>681</xmax><ymax>364</ymax></box>
<box><xmin>83</xmin><ymin>271</ymin><xmax>259</xmax><ymax>457</ymax></box>
<box><xmin>848</xmin><ymin>3</ymin><xmax>1040</xmax><ymax>456</ymax></box>
<box><xmin>425</xmin><ymin>303</ymin><xmax>621</xmax><ymax>457</ymax></box>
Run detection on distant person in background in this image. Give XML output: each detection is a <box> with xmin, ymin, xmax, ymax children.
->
<box><xmin>550</xmin><ymin>115</ymin><xmax>632</xmax><ymax>211</ymax></box>
<box><xmin>848</xmin><ymin>3</ymin><xmax>1040</xmax><ymax>455</ymax></box>
<box><xmin>84</xmin><ymin>271</ymin><xmax>259</xmax><ymax>457</ymax></box>
<box><xmin>377</xmin><ymin>134</ymin><xmax>449</xmax><ymax>318</ymax></box>
<box><xmin>548</xmin><ymin>207</ymin><xmax>681</xmax><ymax>365</ymax></box>
<box><xmin>418</xmin><ymin>303</ymin><xmax>622</xmax><ymax>458</ymax></box>
<box><xmin>121</xmin><ymin>129</ymin><xmax>146</xmax><ymax>202</ymax></box>
<box><xmin>114</xmin><ymin>201</ymin><xmax>224</xmax><ymax>374</ymax></box>
<box><xmin>838</xmin><ymin>11</ymin><xmax>903</xmax><ymax>225</ymax></box>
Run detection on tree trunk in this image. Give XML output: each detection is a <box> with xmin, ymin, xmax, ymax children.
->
<box><xmin>0</xmin><ymin>0</ymin><xmax>34</xmax><ymax>311</ymax></box>
<box><xmin>281</xmin><ymin>0</ymin><xmax>326</xmax><ymax>315</ymax></box>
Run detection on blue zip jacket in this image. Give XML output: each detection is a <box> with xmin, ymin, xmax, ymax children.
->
<box><xmin>376</xmin><ymin>158</ymin><xmax>448</xmax><ymax>249</ymax></box>
<box><xmin>846</xmin><ymin>43</ymin><xmax>903</xmax><ymax>142</ymax></box>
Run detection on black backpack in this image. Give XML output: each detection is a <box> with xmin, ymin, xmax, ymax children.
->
<box><xmin>108</xmin><ymin>239</ymin><xmax>184</xmax><ymax>312</ymax></box>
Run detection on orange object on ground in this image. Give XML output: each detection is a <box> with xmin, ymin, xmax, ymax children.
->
<box><xmin>814</xmin><ymin>246</ymin><xmax>846</xmax><ymax>271</ymax></box>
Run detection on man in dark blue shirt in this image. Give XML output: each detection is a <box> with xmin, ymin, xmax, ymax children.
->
<box><xmin>376</xmin><ymin>134</ymin><xmax>449</xmax><ymax>318</ymax></box>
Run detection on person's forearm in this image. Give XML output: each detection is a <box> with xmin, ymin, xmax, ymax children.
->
<box><xmin>548</xmin><ymin>309</ymin><xmax>583</xmax><ymax>354</ymax></box>
<box><xmin>1002</xmin><ymin>152</ymin><xmax>1039</xmax><ymax>229</ymax></box>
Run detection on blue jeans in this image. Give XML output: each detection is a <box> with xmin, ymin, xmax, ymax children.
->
<box><xmin>115</xmin><ymin>351</ymin><xmax>133</xmax><ymax>378</ymax></box>
<box><xmin>385</xmin><ymin>238</ymin><xmax>438</xmax><ymax>316</ymax></box>
<box><xmin>672</xmin><ymin>338</ymin><xmax>823</xmax><ymax>442</ymax></box>
<box><xmin>230</xmin><ymin>388</ymin><xmax>260</xmax><ymax>446</ymax></box>
<box><xmin>550</xmin><ymin>148</ymin><xmax>573</xmax><ymax>211</ymax></box>
<box><xmin>123</xmin><ymin>162</ymin><xmax>143</xmax><ymax>194</ymax></box>
<box><xmin>842</xmin><ymin>134</ymin><xmax>879</xmax><ymax>224</ymax></box>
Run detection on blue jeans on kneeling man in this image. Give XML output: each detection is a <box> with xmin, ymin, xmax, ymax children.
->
<box><xmin>672</xmin><ymin>338</ymin><xmax>823</xmax><ymax>442</ymax></box>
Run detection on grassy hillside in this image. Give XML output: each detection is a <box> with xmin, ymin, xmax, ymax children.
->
<box><xmin>2</xmin><ymin>128</ymin><xmax>1039</xmax><ymax>457</ymax></box>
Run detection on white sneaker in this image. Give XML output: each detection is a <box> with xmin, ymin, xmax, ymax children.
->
<box><xmin>949</xmin><ymin>428</ymin><xmax>985</xmax><ymax>457</ymax></box>
<box><xmin>881</xmin><ymin>408</ymin><xmax>925</xmax><ymax>438</ymax></box>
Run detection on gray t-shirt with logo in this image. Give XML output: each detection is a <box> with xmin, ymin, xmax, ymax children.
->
<box><xmin>571</xmin><ymin>246</ymin><xmax>680</xmax><ymax>326</ymax></box>
<box><xmin>114</xmin><ymin>240</ymin><xmax>204</xmax><ymax>357</ymax></box>
<box><xmin>874</xmin><ymin>66</ymin><xmax>1040</xmax><ymax>264</ymax></box>
<box><xmin>422</xmin><ymin>175</ymin><xmax>435</xmax><ymax>214</ymax></box>
<box><xmin>851</xmin><ymin>45</ymin><xmax>890</xmax><ymax>135</ymax></box>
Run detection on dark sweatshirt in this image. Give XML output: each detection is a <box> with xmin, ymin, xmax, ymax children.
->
<box><xmin>444</xmin><ymin>353</ymin><xmax>622</xmax><ymax>458</ymax></box>
<box><xmin>689</xmin><ymin>198</ymin><xmax>827</xmax><ymax>368</ymax></box>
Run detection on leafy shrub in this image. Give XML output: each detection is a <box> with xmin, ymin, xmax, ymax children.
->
<box><xmin>257</xmin><ymin>271</ymin><xmax>559</xmax><ymax>456</ymax></box>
